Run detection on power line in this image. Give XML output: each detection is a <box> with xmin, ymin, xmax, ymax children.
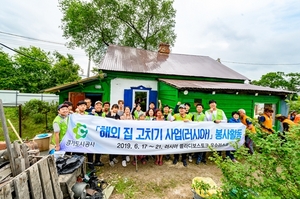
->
<box><xmin>0</xmin><ymin>30</ymin><xmax>65</xmax><ymax>45</ymax></box>
<box><xmin>0</xmin><ymin>42</ymin><xmax>51</xmax><ymax>64</ymax></box>
<box><xmin>221</xmin><ymin>60</ymin><xmax>300</xmax><ymax>66</ymax></box>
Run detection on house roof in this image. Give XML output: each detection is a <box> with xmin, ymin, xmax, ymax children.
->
<box><xmin>99</xmin><ymin>45</ymin><xmax>249</xmax><ymax>81</ymax></box>
<box><xmin>43</xmin><ymin>75</ymin><xmax>100</xmax><ymax>93</ymax></box>
<box><xmin>159</xmin><ymin>78</ymin><xmax>292</xmax><ymax>96</ymax></box>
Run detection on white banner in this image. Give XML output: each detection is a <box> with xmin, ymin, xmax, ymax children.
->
<box><xmin>60</xmin><ymin>114</ymin><xmax>246</xmax><ymax>155</ymax></box>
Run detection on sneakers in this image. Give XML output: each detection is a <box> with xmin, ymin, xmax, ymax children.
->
<box><xmin>122</xmin><ymin>160</ymin><xmax>127</xmax><ymax>167</ymax></box>
<box><xmin>173</xmin><ymin>158</ymin><xmax>178</xmax><ymax>165</ymax></box>
<box><xmin>109</xmin><ymin>161</ymin><xmax>115</xmax><ymax>167</ymax></box>
<box><xmin>183</xmin><ymin>160</ymin><xmax>187</xmax><ymax>167</ymax></box>
<box><xmin>141</xmin><ymin>158</ymin><xmax>146</xmax><ymax>165</ymax></box>
<box><xmin>155</xmin><ymin>160</ymin><xmax>159</xmax><ymax>165</ymax></box>
<box><xmin>232</xmin><ymin>159</ymin><xmax>238</xmax><ymax>163</ymax></box>
<box><xmin>113</xmin><ymin>158</ymin><xmax>118</xmax><ymax>164</ymax></box>
<box><xmin>159</xmin><ymin>160</ymin><xmax>163</xmax><ymax>166</ymax></box>
<box><xmin>188</xmin><ymin>155</ymin><xmax>193</xmax><ymax>163</ymax></box>
<box><xmin>126</xmin><ymin>156</ymin><xmax>130</xmax><ymax>162</ymax></box>
<box><xmin>94</xmin><ymin>161</ymin><xmax>104</xmax><ymax>167</ymax></box>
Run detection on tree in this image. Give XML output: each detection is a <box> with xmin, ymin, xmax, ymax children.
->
<box><xmin>59</xmin><ymin>0</ymin><xmax>176</xmax><ymax>62</ymax></box>
<box><xmin>12</xmin><ymin>46</ymin><xmax>53</xmax><ymax>93</ymax></box>
<box><xmin>0</xmin><ymin>49</ymin><xmax>16</xmax><ymax>90</ymax></box>
<box><xmin>0</xmin><ymin>46</ymin><xmax>82</xmax><ymax>93</ymax></box>
<box><xmin>49</xmin><ymin>51</ymin><xmax>82</xmax><ymax>86</ymax></box>
<box><xmin>251</xmin><ymin>72</ymin><xmax>300</xmax><ymax>92</ymax></box>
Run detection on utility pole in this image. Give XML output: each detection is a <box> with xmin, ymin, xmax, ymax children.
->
<box><xmin>87</xmin><ymin>53</ymin><xmax>91</xmax><ymax>77</ymax></box>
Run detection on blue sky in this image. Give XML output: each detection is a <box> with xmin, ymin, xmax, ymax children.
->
<box><xmin>1</xmin><ymin>0</ymin><xmax>300</xmax><ymax>80</ymax></box>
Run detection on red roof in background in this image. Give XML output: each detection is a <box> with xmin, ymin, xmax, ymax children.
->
<box><xmin>99</xmin><ymin>45</ymin><xmax>249</xmax><ymax>81</ymax></box>
<box><xmin>159</xmin><ymin>79</ymin><xmax>291</xmax><ymax>95</ymax></box>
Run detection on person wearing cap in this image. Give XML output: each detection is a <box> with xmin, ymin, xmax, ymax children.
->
<box><xmin>52</xmin><ymin>104</ymin><xmax>69</xmax><ymax>151</ymax></box>
<box><xmin>259</xmin><ymin>107</ymin><xmax>275</xmax><ymax>134</ymax></box>
<box><xmin>238</xmin><ymin>109</ymin><xmax>256</xmax><ymax>155</ymax></box>
<box><xmin>205</xmin><ymin>100</ymin><xmax>227</xmax><ymax>123</ymax></box>
<box><xmin>172</xmin><ymin>104</ymin><xmax>192</xmax><ymax>167</ymax></box>
<box><xmin>92</xmin><ymin>101</ymin><xmax>103</xmax><ymax>116</ymax></box>
<box><xmin>63</xmin><ymin>101</ymin><xmax>74</xmax><ymax>114</ymax></box>
<box><xmin>87</xmin><ymin>100</ymin><xmax>104</xmax><ymax>168</ymax></box>
<box><xmin>84</xmin><ymin>98</ymin><xmax>94</xmax><ymax>113</ymax></box>
<box><xmin>174</xmin><ymin>101</ymin><xmax>193</xmax><ymax>118</ymax></box>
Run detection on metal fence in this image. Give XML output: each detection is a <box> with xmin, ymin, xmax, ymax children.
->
<box><xmin>0</xmin><ymin>90</ymin><xmax>59</xmax><ymax>106</ymax></box>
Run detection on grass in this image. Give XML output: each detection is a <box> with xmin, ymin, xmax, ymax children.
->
<box><xmin>0</xmin><ymin>107</ymin><xmax>54</xmax><ymax>142</ymax></box>
<box><xmin>112</xmin><ymin>176</ymin><xmax>139</xmax><ymax>199</ymax></box>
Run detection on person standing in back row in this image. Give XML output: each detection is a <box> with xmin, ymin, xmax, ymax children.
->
<box><xmin>205</xmin><ymin>100</ymin><xmax>227</xmax><ymax>159</ymax></box>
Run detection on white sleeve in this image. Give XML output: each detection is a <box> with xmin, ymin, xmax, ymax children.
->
<box><xmin>220</xmin><ymin>111</ymin><xmax>227</xmax><ymax>123</ymax></box>
<box><xmin>53</xmin><ymin>122</ymin><xmax>60</xmax><ymax>132</ymax></box>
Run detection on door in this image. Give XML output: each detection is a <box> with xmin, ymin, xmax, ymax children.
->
<box><xmin>69</xmin><ymin>92</ymin><xmax>85</xmax><ymax>111</ymax></box>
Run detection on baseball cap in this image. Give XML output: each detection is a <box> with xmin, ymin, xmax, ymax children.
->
<box><xmin>95</xmin><ymin>101</ymin><xmax>103</xmax><ymax>106</ymax></box>
<box><xmin>208</xmin><ymin>100</ymin><xmax>217</xmax><ymax>104</ymax></box>
<box><xmin>275</xmin><ymin>114</ymin><xmax>282</xmax><ymax>118</ymax></box>
<box><xmin>57</xmin><ymin>104</ymin><xmax>68</xmax><ymax>110</ymax></box>
<box><xmin>179</xmin><ymin>104</ymin><xmax>186</xmax><ymax>109</ymax></box>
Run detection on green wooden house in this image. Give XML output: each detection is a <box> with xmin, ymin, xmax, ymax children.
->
<box><xmin>45</xmin><ymin>44</ymin><xmax>291</xmax><ymax>129</ymax></box>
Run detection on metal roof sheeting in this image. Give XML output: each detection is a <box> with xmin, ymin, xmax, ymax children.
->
<box><xmin>159</xmin><ymin>78</ymin><xmax>292</xmax><ymax>95</ymax></box>
<box><xmin>99</xmin><ymin>45</ymin><xmax>249</xmax><ymax>81</ymax></box>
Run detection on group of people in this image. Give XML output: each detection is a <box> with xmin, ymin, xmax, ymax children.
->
<box><xmin>53</xmin><ymin>98</ymin><xmax>298</xmax><ymax>170</ymax></box>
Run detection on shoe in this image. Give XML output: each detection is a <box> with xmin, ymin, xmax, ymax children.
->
<box><xmin>94</xmin><ymin>161</ymin><xmax>104</xmax><ymax>167</ymax></box>
<box><xmin>113</xmin><ymin>158</ymin><xmax>118</xmax><ymax>164</ymax></box>
<box><xmin>173</xmin><ymin>159</ymin><xmax>178</xmax><ymax>165</ymax></box>
<box><xmin>159</xmin><ymin>161</ymin><xmax>163</xmax><ymax>166</ymax></box>
<box><xmin>165</xmin><ymin>155</ymin><xmax>170</xmax><ymax>161</ymax></box>
<box><xmin>109</xmin><ymin>161</ymin><xmax>115</xmax><ymax>167</ymax></box>
<box><xmin>155</xmin><ymin>160</ymin><xmax>159</xmax><ymax>165</ymax></box>
<box><xmin>126</xmin><ymin>156</ymin><xmax>130</xmax><ymax>162</ymax></box>
<box><xmin>232</xmin><ymin>159</ymin><xmax>238</xmax><ymax>163</ymax></box>
<box><xmin>88</xmin><ymin>163</ymin><xmax>95</xmax><ymax>170</ymax></box>
<box><xmin>188</xmin><ymin>155</ymin><xmax>193</xmax><ymax>163</ymax></box>
<box><xmin>132</xmin><ymin>160</ymin><xmax>136</xmax><ymax>166</ymax></box>
<box><xmin>141</xmin><ymin>158</ymin><xmax>146</xmax><ymax>165</ymax></box>
<box><xmin>183</xmin><ymin>160</ymin><xmax>187</xmax><ymax>167</ymax></box>
<box><xmin>122</xmin><ymin>160</ymin><xmax>127</xmax><ymax>167</ymax></box>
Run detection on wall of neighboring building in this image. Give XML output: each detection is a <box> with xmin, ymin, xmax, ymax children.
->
<box><xmin>110</xmin><ymin>78</ymin><xmax>158</xmax><ymax>106</ymax></box>
<box><xmin>0</xmin><ymin>90</ymin><xmax>58</xmax><ymax>106</ymax></box>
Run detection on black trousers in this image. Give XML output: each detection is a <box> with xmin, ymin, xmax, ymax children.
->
<box><xmin>87</xmin><ymin>153</ymin><xmax>101</xmax><ymax>163</ymax></box>
<box><xmin>174</xmin><ymin>153</ymin><xmax>187</xmax><ymax>161</ymax></box>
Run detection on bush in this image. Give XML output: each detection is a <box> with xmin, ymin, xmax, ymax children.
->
<box><xmin>210</xmin><ymin>125</ymin><xmax>300</xmax><ymax>199</ymax></box>
<box><xmin>21</xmin><ymin>99</ymin><xmax>58</xmax><ymax>128</ymax></box>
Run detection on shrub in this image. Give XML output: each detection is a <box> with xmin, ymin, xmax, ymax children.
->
<box><xmin>210</xmin><ymin>125</ymin><xmax>300</xmax><ymax>199</ymax></box>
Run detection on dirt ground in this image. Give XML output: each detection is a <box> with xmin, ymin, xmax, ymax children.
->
<box><xmin>94</xmin><ymin>153</ymin><xmax>223</xmax><ymax>199</ymax></box>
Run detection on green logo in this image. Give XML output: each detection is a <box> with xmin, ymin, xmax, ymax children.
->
<box><xmin>73</xmin><ymin>123</ymin><xmax>88</xmax><ymax>139</ymax></box>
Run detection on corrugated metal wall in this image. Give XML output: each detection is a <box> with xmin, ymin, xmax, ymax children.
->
<box><xmin>0</xmin><ymin>90</ymin><xmax>59</xmax><ymax>106</ymax></box>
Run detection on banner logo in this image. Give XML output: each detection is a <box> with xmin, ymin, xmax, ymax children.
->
<box><xmin>73</xmin><ymin>123</ymin><xmax>88</xmax><ymax>139</ymax></box>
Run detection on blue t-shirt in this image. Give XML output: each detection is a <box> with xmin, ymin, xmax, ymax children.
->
<box><xmin>228</xmin><ymin>118</ymin><xmax>241</xmax><ymax>123</ymax></box>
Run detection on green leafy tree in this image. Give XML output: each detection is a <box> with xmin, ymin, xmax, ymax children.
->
<box><xmin>59</xmin><ymin>0</ymin><xmax>176</xmax><ymax>62</ymax></box>
<box><xmin>13</xmin><ymin>46</ymin><xmax>53</xmax><ymax>93</ymax></box>
<box><xmin>252</xmin><ymin>72</ymin><xmax>300</xmax><ymax>92</ymax></box>
<box><xmin>0</xmin><ymin>49</ymin><xmax>16</xmax><ymax>90</ymax></box>
<box><xmin>49</xmin><ymin>51</ymin><xmax>82</xmax><ymax>86</ymax></box>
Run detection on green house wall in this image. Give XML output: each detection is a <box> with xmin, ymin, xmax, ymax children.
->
<box><xmin>158</xmin><ymin>81</ymin><xmax>282</xmax><ymax>130</ymax></box>
<box><xmin>58</xmin><ymin>78</ymin><xmax>111</xmax><ymax>103</ymax></box>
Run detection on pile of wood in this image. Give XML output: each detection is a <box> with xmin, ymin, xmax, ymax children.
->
<box><xmin>0</xmin><ymin>141</ymin><xmax>41</xmax><ymax>185</ymax></box>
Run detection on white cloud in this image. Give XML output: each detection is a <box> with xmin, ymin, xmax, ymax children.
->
<box><xmin>1</xmin><ymin>0</ymin><xmax>300</xmax><ymax>80</ymax></box>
